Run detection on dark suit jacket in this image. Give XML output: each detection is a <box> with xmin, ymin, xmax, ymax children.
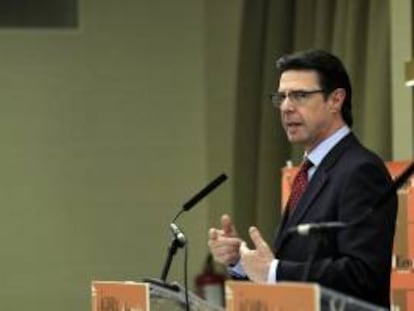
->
<box><xmin>273</xmin><ymin>133</ymin><xmax>397</xmax><ymax>308</ymax></box>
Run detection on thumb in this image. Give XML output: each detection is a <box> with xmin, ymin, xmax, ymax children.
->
<box><xmin>221</xmin><ymin>214</ymin><xmax>237</xmax><ymax>236</ymax></box>
<box><xmin>248</xmin><ymin>226</ymin><xmax>270</xmax><ymax>251</ymax></box>
<box><xmin>208</xmin><ymin>228</ymin><xmax>218</xmax><ymax>240</ymax></box>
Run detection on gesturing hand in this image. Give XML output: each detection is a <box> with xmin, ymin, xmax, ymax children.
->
<box><xmin>208</xmin><ymin>214</ymin><xmax>242</xmax><ymax>266</ymax></box>
<box><xmin>239</xmin><ymin>226</ymin><xmax>274</xmax><ymax>283</ymax></box>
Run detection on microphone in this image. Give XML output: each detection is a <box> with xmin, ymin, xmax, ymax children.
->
<box><xmin>144</xmin><ymin>172</ymin><xmax>228</xmax><ymax>299</ymax></box>
<box><xmin>287</xmin><ymin>221</ymin><xmax>346</xmax><ymax>236</ymax></box>
<box><xmin>182</xmin><ymin>174</ymin><xmax>227</xmax><ymax>211</ymax></box>
<box><xmin>172</xmin><ymin>173</ymin><xmax>228</xmax><ymax>222</ymax></box>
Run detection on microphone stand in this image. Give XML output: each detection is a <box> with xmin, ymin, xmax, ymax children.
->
<box><xmin>143</xmin><ymin>173</ymin><xmax>228</xmax><ymax>310</ymax></box>
<box><xmin>144</xmin><ymin>225</ymin><xmax>186</xmax><ymax>292</ymax></box>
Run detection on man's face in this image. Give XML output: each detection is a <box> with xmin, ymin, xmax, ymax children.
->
<box><xmin>277</xmin><ymin>70</ymin><xmax>345</xmax><ymax>151</ymax></box>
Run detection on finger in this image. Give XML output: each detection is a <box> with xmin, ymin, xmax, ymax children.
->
<box><xmin>239</xmin><ymin>241</ymin><xmax>249</xmax><ymax>255</ymax></box>
<box><xmin>209</xmin><ymin>238</ymin><xmax>242</xmax><ymax>266</ymax></box>
<box><xmin>208</xmin><ymin>235</ymin><xmax>240</xmax><ymax>249</ymax></box>
<box><xmin>221</xmin><ymin>214</ymin><xmax>236</xmax><ymax>236</ymax></box>
<box><xmin>208</xmin><ymin>228</ymin><xmax>218</xmax><ymax>240</ymax></box>
<box><xmin>209</xmin><ymin>237</ymin><xmax>242</xmax><ymax>251</ymax></box>
<box><xmin>248</xmin><ymin>226</ymin><xmax>269</xmax><ymax>251</ymax></box>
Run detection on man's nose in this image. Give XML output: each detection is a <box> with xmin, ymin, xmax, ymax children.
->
<box><xmin>279</xmin><ymin>97</ymin><xmax>295</xmax><ymax>111</ymax></box>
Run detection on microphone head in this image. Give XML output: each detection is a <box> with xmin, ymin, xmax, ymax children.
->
<box><xmin>289</xmin><ymin>221</ymin><xmax>347</xmax><ymax>236</ymax></box>
<box><xmin>182</xmin><ymin>173</ymin><xmax>228</xmax><ymax>212</ymax></box>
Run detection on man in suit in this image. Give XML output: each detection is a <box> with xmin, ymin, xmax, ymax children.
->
<box><xmin>208</xmin><ymin>49</ymin><xmax>397</xmax><ymax>308</ymax></box>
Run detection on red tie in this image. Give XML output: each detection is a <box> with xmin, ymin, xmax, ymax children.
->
<box><xmin>287</xmin><ymin>159</ymin><xmax>313</xmax><ymax>210</ymax></box>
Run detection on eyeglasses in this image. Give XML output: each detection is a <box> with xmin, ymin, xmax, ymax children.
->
<box><xmin>270</xmin><ymin>89</ymin><xmax>325</xmax><ymax>109</ymax></box>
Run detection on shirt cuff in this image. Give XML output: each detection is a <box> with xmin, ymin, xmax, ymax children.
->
<box><xmin>267</xmin><ymin>259</ymin><xmax>279</xmax><ymax>283</ymax></box>
<box><xmin>227</xmin><ymin>260</ymin><xmax>247</xmax><ymax>278</ymax></box>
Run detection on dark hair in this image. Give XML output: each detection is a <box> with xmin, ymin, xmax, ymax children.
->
<box><xmin>276</xmin><ymin>49</ymin><xmax>353</xmax><ymax>127</ymax></box>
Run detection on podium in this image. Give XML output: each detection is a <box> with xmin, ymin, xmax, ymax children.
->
<box><xmin>92</xmin><ymin>280</ymin><xmax>388</xmax><ymax>311</ymax></box>
<box><xmin>226</xmin><ymin>281</ymin><xmax>388</xmax><ymax>311</ymax></box>
<box><xmin>91</xmin><ymin>280</ymin><xmax>224</xmax><ymax>311</ymax></box>
<box><xmin>148</xmin><ymin>281</ymin><xmax>223</xmax><ymax>311</ymax></box>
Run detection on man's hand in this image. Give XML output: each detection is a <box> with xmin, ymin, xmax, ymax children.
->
<box><xmin>208</xmin><ymin>214</ymin><xmax>242</xmax><ymax>266</ymax></box>
<box><xmin>239</xmin><ymin>226</ymin><xmax>274</xmax><ymax>283</ymax></box>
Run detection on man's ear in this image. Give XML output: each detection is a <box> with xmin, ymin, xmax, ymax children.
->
<box><xmin>329</xmin><ymin>88</ymin><xmax>346</xmax><ymax>113</ymax></box>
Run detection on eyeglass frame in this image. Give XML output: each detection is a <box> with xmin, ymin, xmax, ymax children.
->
<box><xmin>270</xmin><ymin>89</ymin><xmax>326</xmax><ymax>109</ymax></box>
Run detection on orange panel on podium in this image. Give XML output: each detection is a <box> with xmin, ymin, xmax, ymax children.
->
<box><xmin>92</xmin><ymin>281</ymin><xmax>149</xmax><ymax>311</ymax></box>
<box><xmin>226</xmin><ymin>281</ymin><xmax>319</xmax><ymax>311</ymax></box>
<box><xmin>225</xmin><ymin>281</ymin><xmax>384</xmax><ymax>310</ymax></box>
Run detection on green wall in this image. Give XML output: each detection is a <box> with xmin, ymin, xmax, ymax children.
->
<box><xmin>0</xmin><ymin>1</ymin><xmax>241</xmax><ymax>309</ymax></box>
<box><xmin>0</xmin><ymin>0</ymin><xmax>410</xmax><ymax>309</ymax></box>
<box><xmin>205</xmin><ymin>0</ymin><xmax>243</xmax><ymax>228</ymax></box>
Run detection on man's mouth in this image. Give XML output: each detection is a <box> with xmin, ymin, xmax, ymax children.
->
<box><xmin>285</xmin><ymin>122</ymin><xmax>303</xmax><ymax>128</ymax></box>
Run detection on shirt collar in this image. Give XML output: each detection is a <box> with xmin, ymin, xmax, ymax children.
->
<box><xmin>305</xmin><ymin>126</ymin><xmax>350</xmax><ymax>168</ymax></box>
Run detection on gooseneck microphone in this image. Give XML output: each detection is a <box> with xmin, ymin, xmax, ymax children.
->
<box><xmin>144</xmin><ymin>173</ymin><xmax>228</xmax><ymax>310</ymax></box>
<box><xmin>288</xmin><ymin>161</ymin><xmax>414</xmax><ymax>237</ymax></box>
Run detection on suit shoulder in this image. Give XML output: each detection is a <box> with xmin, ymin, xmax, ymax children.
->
<box><xmin>344</xmin><ymin>139</ymin><xmax>388</xmax><ymax>171</ymax></box>
<box><xmin>326</xmin><ymin>134</ymin><xmax>391</xmax><ymax>181</ymax></box>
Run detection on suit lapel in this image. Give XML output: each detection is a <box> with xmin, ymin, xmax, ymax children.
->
<box><xmin>273</xmin><ymin>133</ymin><xmax>358</xmax><ymax>251</ymax></box>
<box><xmin>273</xmin><ymin>170</ymin><xmax>329</xmax><ymax>251</ymax></box>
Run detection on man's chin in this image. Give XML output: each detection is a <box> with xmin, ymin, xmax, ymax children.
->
<box><xmin>287</xmin><ymin>135</ymin><xmax>305</xmax><ymax>144</ymax></box>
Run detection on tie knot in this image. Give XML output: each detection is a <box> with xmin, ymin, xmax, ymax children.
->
<box><xmin>301</xmin><ymin>159</ymin><xmax>313</xmax><ymax>171</ymax></box>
